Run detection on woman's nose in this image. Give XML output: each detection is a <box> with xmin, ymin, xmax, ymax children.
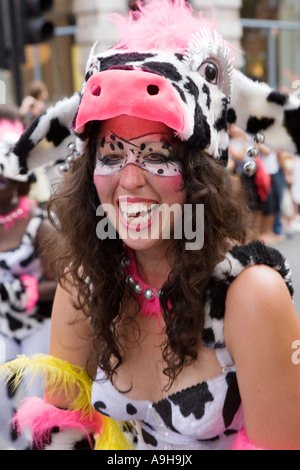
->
<box><xmin>119</xmin><ymin>163</ymin><xmax>147</xmax><ymax>190</ymax></box>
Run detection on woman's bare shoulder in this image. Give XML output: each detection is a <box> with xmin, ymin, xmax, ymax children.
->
<box><xmin>224</xmin><ymin>264</ymin><xmax>300</xmax><ymax>449</ymax></box>
<box><xmin>50</xmin><ymin>282</ymin><xmax>94</xmax><ymax>370</ymax></box>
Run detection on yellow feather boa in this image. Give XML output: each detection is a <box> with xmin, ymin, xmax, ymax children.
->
<box><xmin>0</xmin><ymin>354</ymin><xmax>134</xmax><ymax>450</ymax></box>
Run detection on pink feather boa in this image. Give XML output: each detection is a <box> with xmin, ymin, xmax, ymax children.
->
<box><xmin>20</xmin><ymin>275</ymin><xmax>39</xmax><ymax>312</ymax></box>
<box><xmin>233</xmin><ymin>429</ymin><xmax>264</xmax><ymax>450</ymax></box>
<box><xmin>13</xmin><ymin>397</ymin><xmax>103</xmax><ymax>449</ymax></box>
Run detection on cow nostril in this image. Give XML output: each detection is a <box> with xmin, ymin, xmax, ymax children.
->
<box><xmin>91</xmin><ymin>84</ymin><xmax>101</xmax><ymax>96</ymax></box>
<box><xmin>147</xmin><ymin>85</ymin><xmax>159</xmax><ymax>96</ymax></box>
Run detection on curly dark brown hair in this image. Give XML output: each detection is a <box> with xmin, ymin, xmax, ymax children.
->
<box><xmin>46</xmin><ymin>123</ymin><xmax>250</xmax><ymax>389</ymax></box>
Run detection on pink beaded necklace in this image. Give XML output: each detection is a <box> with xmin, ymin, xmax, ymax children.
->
<box><xmin>0</xmin><ymin>196</ymin><xmax>31</xmax><ymax>232</ymax></box>
<box><xmin>124</xmin><ymin>247</ymin><xmax>163</xmax><ymax>321</ymax></box>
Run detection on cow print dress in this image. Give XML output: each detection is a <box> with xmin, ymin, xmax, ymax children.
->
<box><xmin>91</xmin><ymin>241</ymin><xmax>294</xmax><ymax>450</ymax></box>
<box><xmin>0</xmin><ymin>208</ymin><xmax>49</xmax><ymax>342</ymax></box>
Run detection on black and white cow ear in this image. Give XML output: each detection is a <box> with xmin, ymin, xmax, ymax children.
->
<box><xmin>229</xmin><ymin>69</ymin><xmax>300</xmax><ymax>155</ymax></box>
<box><xmin>12</xmin><ymin>93</ymin><xmax>81</xmax><ymax>176</ymax></box>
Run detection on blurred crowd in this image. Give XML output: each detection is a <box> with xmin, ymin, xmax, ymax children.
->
<box><xmin>228</xmin><ymin>123</ymin><xmax>300</xmax><ymax>246</ymax></box>
<box><xmin>0</xmin><ymin>81</ymin><xmax>57</xmax><ymax>449</ymax></box>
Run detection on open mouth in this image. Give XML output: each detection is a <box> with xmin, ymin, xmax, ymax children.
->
<box><xmin>118</xmin><ymin>198</ymin><xmax>159</xmax><ymax>230</ymax></box>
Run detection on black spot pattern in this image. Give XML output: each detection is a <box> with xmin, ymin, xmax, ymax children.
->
<box><xmin>141</xmin><ymin>428</ymin><xmax>158</xmax><ymax>447</ymax></box>
<box><xmin>142</xmin><ymin>61</ymin><xmax>182</xmax><ymax>82</ymax></box>
<box><xmin>284</xmin><ymin>106</ymin><xmax>300</xmax><ymax>154</ymax></box>
<box><xmin>202</xmin><ymin>83</ymin><xmax>211</xmax><ymax>109</ymax></box>
<box><xmin>246</xmin><ymin>116</ymin><xmax>275</xmax><ymax>134</ymax></box>
<box><xmin>227</xmin><ymin>108</ymin><xmax>237</xmax><ymax>124</ymax></box>
<box><xmin>188</xmin><ymin>103</ymin><xmax>211</xmax><ymax>149</ymax></box>
<box><xmin>93</xmin><ymin>401</ymin><xmax>110</xmax><ymax>417</ymax></box>
<box><xmin>267</xmin><ymin>90</ymin><xmax>289</xmax><ymax>106</ymax></box>
<box><xmin>126</xmin><ymin>403</ymin><xmax>138</xmax><ymax>415</ymax></box>
<box><xmin>223</xmin><ymin>372</ymin><xmax>241</xmax><ymax>428</ymax></box>
<box><xmin>153</xmin><ymin>400</ymin><xmax>178</xmax><ymax>434</ymax></box>
<box><xmin>46</xmin><ymin>118</ymin><xmax>71</xmax><ymax>147</ymax></box>
<box><xmin>99</xmin><ymin>53</ymin><xmax>156</xmax><ymax>72</ymax></box>
<box><xmin>169</xmin><ymin>382</ymin><xmax>214</xmax><ymax>420</ymax></box>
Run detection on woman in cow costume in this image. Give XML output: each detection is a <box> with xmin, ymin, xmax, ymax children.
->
<box><xmin>1</xmin><ymin>0</ymin><xmax>300</xmax><ymax>450</ymax></box>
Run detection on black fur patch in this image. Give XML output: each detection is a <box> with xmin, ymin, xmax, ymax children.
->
<box><xmin>188</xmin><ymin>103</ymin><xmax>211</xmax><ymax>149</ymax></box>
<box><xmin>175</xmin><ymin>53</ymin><xmax>185</xmax><ymax>62</ymax></box>
<box><xmin>219</xmin><ymin>148</ymin><xmax>229</xmax><ymax>165</ymax></box>
<box><xmin>99</xmin><ymin>53</ymin><xmax>155</xmax><ymax>72</ymax></box>
<box><xmin>267</xmin><ymin>91</ymin><xmax>289</xmax><ymax>106</ymax></box>
<box><xmin>142</xmin><ymin>61</ymin><xmax>183</xmax><ymax>82</ymax></box>
<box><xmin>202</xmin><ymin>327</ymin><xmax>216</xmax><ymax>345</ymax></box>
<box><xmin>184</xmin><ymin>77</ymin><xmax>199</xmax><ymax>101</ymax></box>
<box><xmin>284</xmin><ymin>106</ymin><xmax>300</xmax><ymax>154</ymax></box>
<box><xmin>214</xmin><ymin>98</ymin><xmax>228</xmax><ymax>132</ymax></box>
<box><xmin>246</xmin><ymin>116</ymin><xmax>275</xmax><ymax>134</ymax></box>
<box><xmin>5</xmin><ymin>313</ymin><xmax>26</xmax><ymax>332</ymax></box>
<box><xmin>13</xmin><ymin>117</ymin><xmax>41</xmax><ymax>173</ymax></box>
<box><xmin>172</xmin><ymin>83</ymin><xmax>187</xmax><ymax>103</ymax></box>
<box><xmin>202</xmin><ymin>84</ymin><xmax>211</xmax><ymax>109</ymax></box>
<box><xmin>46</xmin><ymin>118</ymin><xmax>71</xmax><ymax>147</ymax></box>
<box><xmin>226</xmin><ymin>108</ymin><xmax>237</xmax><ymax>124</ymax></box>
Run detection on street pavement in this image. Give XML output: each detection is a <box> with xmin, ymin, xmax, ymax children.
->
<box><xmin>270</xmin><ymin>233</ymin><xmax>300</xmax><ymax>319</ymax></box>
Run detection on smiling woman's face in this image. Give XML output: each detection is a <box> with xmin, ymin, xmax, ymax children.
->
<box><xmin>93</xmin><ymin>115</ymin><xmax>187</xmax><ymax>252</ymax></box>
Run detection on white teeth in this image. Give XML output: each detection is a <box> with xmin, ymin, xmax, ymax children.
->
<box><xmin>119</xmin><ymin>202</ymin><xmax>158</xmax><ymax>225</ymax></box>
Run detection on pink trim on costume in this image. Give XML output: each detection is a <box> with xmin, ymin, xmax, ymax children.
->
<box><xmin>19</xmin><ymin>275</ymin><xmax>39</xmax><ymax>312</ymax></box>
<box><xmin>233</xmin><ymin>429</ymin><xmax>263</xmax><ymax>450</ymax></box>
<box><xmin>0</xmin><ymin>196</ymin><xmax>31</xmax><ymax>232</ymax></box>
<box><xmin>14</xmin><ymin>397</ymin><xmax>103</xmax><ymax>450</ymax></box>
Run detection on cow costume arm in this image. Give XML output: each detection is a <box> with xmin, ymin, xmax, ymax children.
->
<box><xmin>229</xmin><ymin>69</ymin><xmax>300</xmax><ymax>156</ymax></box>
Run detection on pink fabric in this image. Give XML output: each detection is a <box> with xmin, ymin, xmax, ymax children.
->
<box><xmin>75</xmin><ymin>70</ymin><xmax>188</xmax><ymax>134</ymax></box>
<box><xmin>0</xmin><ymin>118</ymin><xmax>24</xmax><ymax>142</ymax></box>
<box><xmin>233</xmin><ymin>429</ymin><xmax>263</xmax><ymax>450</ymax></box>
<box><xmin>20</xmin><ymin>274</ymin><xmax>39</xmax><ymax>312</ymax></box>
<box><xmin>0</xmin><ymin>196</ymin><xmax>31</xmax><ymax>232</ymax></box>
<box><xmin>254</xmin><ymin>156</ymin><xmax>271</xmax><ymax>202</ymax></box>
<box><xmin>14</xmin><ymin>397</ymin><xmax>103</xmax><ymax>449</ymax></box>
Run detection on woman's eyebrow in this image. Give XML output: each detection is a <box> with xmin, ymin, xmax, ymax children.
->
<box><xmin>103</xmin><ymin>131</ymin><xmax>172</xmax><ymax>144</ymax></box>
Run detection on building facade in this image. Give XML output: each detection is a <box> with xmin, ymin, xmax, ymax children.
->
<box><xmin>72</xmin><ymin>0</ymin><xmax>243</xmax><ymax>73</ymax></box>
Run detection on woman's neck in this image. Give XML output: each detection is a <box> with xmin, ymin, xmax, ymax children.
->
<box><xmin>133</xmin><ymin>245</ymin><xmax>174</xmax><ymax>290</ymax></box>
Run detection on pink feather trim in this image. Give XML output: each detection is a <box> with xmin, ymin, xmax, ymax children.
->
<box><xmin>13</xmin><ymin>397</ymin><xmax>103</xmax><ymax>449</ymax></box>
<box><xmin>20</xmin><ymin>275</ymin><xmax>39</xmax><ymax>312</ymax></box>
<box><xmin>110</xmin><ymin>0</ymin><xmax>216</xmax><ymax>53</ymax></box>
<box><xmin>233</xmin><ymin>429</ymin><xmax>264</xmax><ymax>450</ymax></box>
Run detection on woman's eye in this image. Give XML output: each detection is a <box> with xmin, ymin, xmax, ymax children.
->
<box><xmin>99</xmin><ymin>154</ymin><xmax>123</xmax><ymax>165</ymax></box>
<box><xmin>144</xmin><ymin>153</ymin><xmax>169</xmax><ymax>164</ymax></box>
<box><xmin>198</xmin><ymin>61</ymin><xmax>218</xmax><ymax>84</ymax></box>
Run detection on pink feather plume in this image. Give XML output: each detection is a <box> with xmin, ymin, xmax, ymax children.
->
<box><xmin>110</xmin><ymin>0</ymin><xmax>216</xmax><ymax>53</ymax></box>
